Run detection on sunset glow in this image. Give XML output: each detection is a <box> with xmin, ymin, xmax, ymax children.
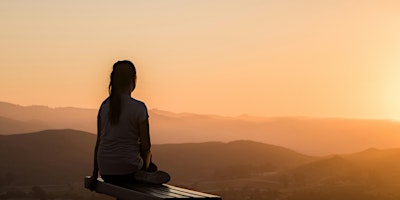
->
<box><xmin>1</xmin><ymin>1</ymin><xmax>400</xmax><ymax>119</ymax></box>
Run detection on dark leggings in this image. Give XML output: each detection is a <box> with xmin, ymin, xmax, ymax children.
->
<box><xmin>101</xmin><ymin>173</ymin><xmax>136</xmax><ymax>185</ymax></box>
<box><xmin>101</xmin><ymin>174</ymin><xmax>137</xmax><ymax>200</ymax></box>
<box><xmin>101</xmin><ymin>162</ymin><xmax>158</xmax><ymax>185</ymax></box>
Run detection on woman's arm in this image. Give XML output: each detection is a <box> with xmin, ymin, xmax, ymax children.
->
<box><xmin>139</xmin><ymin>118</ymin><xmax>151</xmax><ymax>170</ymax></box>
<box><xmin>92</xmin><ymin>109</ymin><xmax>102</xmax><ymax>178</ymax></box>
<box><xmin>92</xmin><ymin>135</ymin><xmax>100</xmax><ymax>178</ymax></box>
<box><xmin>88</xmin><ymin>110</ymin><xmax>101</xmax><ymax>190</ymax></box>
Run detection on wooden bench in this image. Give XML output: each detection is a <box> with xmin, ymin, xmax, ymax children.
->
<box><xmin>84</xmin><ymin>176</ymin><xmax>222</xmax><ymax>200</ymax></box>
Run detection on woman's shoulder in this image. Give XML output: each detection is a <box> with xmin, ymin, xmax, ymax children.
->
<box><xmin>127</xmin><ymin>97</ymin><xmax>147</xmax><ymax>108</ymax></box>
<box><xmin>100</xmin><ymin>97</ymin><xmax>110</xmax><ymax>105</ymax></box>
<box><xmin>126</xmin><ymin>97</ymin><xmax>148</xmax><ymax>118</ymax></box>
<box><xmin>98</xmin><ymin>98</ymin><xmax>110</xmax><ymax>109</ymax></box>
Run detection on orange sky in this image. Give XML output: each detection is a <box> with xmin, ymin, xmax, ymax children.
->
<box><xmin>1</xmin><ymin>1</ymin><xmax>400</xmax><ymax>119</ymax></box>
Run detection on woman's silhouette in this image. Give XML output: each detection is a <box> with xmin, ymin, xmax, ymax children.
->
<box><xmin>88</xmin><ymin>60</ymin><xmax>170</xmax><ymax>188</ymax></box>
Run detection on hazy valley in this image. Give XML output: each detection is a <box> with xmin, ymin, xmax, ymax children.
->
<box><xmin>1</xmin><ymin>129</ymin><xmax>400</xmax><ymax>199</ymax></box>
<box><xmin>2</xmin><ymin>101</ymin><xmax>400</xmax><ymax>199</ymax></box>
<box><xmin>2</xmin><ymin>101</ymin><xmax>400</xmax><ymax>156</ymax></box>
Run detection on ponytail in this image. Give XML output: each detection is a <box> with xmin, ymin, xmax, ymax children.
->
<box><xmin>108</xmin><ymin>60</ymin><xmax>136</xmax><ymax>125</ymax></box>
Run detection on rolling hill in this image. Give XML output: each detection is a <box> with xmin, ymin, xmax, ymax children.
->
<box><xmin>2</xmin><ymin>101</ymin><xmax>400</xmax><ymax>156</ymax></box>
<box><xmin>0</xmin><ymin>102</ymin><xmax>96</xmax><ymax>134</ymax></box>
<box><xmin>0</xmin><ymin>129</ymin><xmax>315</xmax><ymax>186</ymax></box>
<box><xmin>0</xmin><ymin>129</ymin><xmax>95</xmax><ymax>185</ymax></box>
<box><xmin>2</xmin><ymin>129</ymin><xmax>400</xmax><ymax>200</ymax></box>
<box><xmin>152</xmin><ymin>140</ymin><xmax>316</xmax><ymax>182</ymax></box>
<box><xmin>0</xmin><ymin>116</ymin><xmax>51</xmax><ymax>134</ymax></box>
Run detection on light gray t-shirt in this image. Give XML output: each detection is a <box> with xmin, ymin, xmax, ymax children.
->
<box><xmin>97</xmin><ymin>94</ymin><xmax>148</xmax><ymax>175</ymax></box>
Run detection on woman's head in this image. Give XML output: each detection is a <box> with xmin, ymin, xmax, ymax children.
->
<box><xmin>109</xmin><ymin>60</ymin><xmax>136</xmax><ymax>94</ymax></box>
<box><xmin>108</xmin><ymin>60</ymin><xmax>136</xmax><ymax>124</ymax></box>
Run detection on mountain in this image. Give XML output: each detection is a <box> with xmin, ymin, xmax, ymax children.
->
<box><xmin>0</xmin><ymin>129</ymin><xmax>95</xmax><ymax>185</ymax></box>
<box><xmin>277</xmin><ymin>148</ymin><xmax>400</xmax><ymax>188</ymax></box>
<box><xmin>343</xmin><ymin>148</ymin><xmax>400</xmax><ymax>185</ymax></box>
<box><xmin>0</xmin><ymin>102</ymin><xmax>97</xmax><ymax>134</ymax></box>
<box><xmin>0</xmin><ymin>116</ymin><xmax>51</xmax><ymax>134</ymax></box>
<box><xmin>127</xmin><ymin>111</ymin><xmax>400</xmax><ymax>156</ymax></box>
<box><xmin>0</xmin><ymin>129</ymin><xmax>314</xmax><ymax>186</ymax></box>
<box><xmin>281</xmin><ymin>155</ymin><xmax>361</xmax><ymax>186</ymax></box>
<box><xmin>2</xmin><ymin>130</ymin><xmax>400</xmax><ymax>200</ymax></box>
<box><xmin>152</xmin><ymin>140</ymin><xmax>316</xmax><ymax>182</ymax></box>
<box><xmin>2</xmin><ymin>101</ymin><xmax>400</xmax><ymax>155</ymax></box>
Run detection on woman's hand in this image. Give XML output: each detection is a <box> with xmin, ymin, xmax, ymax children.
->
<box><xmin>87</xmin><ymin>176</ymin><xmax>98</xmax><ymax>191</ymax></box>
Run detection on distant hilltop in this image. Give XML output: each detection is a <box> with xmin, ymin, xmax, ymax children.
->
<box><xmin>0</xmin><ymin>129</ymin><xmax>314</xmax><ymax>185</ymax></box>
<box><xmin>2</xmin><ymin>129</ymin><xmax>400</xmax><ymax>197</ymax></box>
<box><xmin>1</xmin><ymin>101</ymin><xmax>400</xmax><ymax>156</ymax></box>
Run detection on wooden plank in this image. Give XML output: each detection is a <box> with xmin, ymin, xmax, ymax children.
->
<box><xmin>126</xmin><ymin>184</ymin><xmax>190</xmax><ymax>198</ymax></box>
<box><xmin>84</xmin><ymin>176</ymin><xmax>222</xmax><ymax>199</ymax></box>
<box><xmin>124</xmin><ymin>184</ymin><xmax>191</xmax><ymax>199</ymax></box>
<box><xmin>165</xmin><ymin>184</ymin><xmax>222</xmax><ymax>198</ymax></box>
<box><xmin>85</xmin><ymin>176</ymin><xmax>163</xmax><ymax>200</ymax></box>
<box><xmin>148</xmin><ymin>185</ymin><xmax>206</xmax><ymax>198</ymax></box>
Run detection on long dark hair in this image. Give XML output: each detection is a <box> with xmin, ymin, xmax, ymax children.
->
<box><xmin>108</xmin><ymin>60</ymin><xmax>136</xmax><ymax>125</ymax></box>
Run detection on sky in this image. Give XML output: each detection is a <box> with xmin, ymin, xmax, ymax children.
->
<box><xmin>1</xmin><ymin>1</ymin><xmax>400</xmax><ymax>119</ymax></box>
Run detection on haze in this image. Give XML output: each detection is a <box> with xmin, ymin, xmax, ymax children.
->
<box><xmin>1</xmin><ymin>1</ymin><xmax>400</xmax><ymax>120</ymax></box>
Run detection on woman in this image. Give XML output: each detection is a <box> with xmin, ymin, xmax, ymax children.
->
<box><xmin>88</xmin><ymin>60</ymin><xmax>170</xmax><ymax>189</ymax></box>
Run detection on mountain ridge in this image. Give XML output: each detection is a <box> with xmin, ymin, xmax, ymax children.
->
<box><xmin>2</xmin><ymin>101</ymin><xmax>400</xmax><ymax>156</ymax></box>
<box><xmin>2</xmin><ymin>128</ymin><xmax>400</xmax><ymax>197</ymax></box>
<box><xmin>0</xmin><ymin>129</ymin><xmax>316</xmax><ymax>186</ymax></box>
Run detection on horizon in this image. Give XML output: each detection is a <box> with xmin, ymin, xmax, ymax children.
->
<box><xmin>2</xmin><ymin>100</ymin><xmax>400</xmax><ymax>121</ymax></box>
<box><xmin>1</xmin><ymin>1</ymin><xmax>400</xmax><ymax>120</ymax></box>
<box><xmin>2</xmin><ymin>98</ymin><xmax>400</xmax><ymax>156</ymax></box>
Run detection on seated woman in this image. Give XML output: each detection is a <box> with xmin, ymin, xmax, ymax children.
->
<box><xmin>88</xmin><ymin>60</ymin><xmax>170</xmax><ymax>188</ymax></box>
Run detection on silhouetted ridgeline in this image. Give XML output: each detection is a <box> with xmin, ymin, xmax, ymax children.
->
<box><xmin>0</xmin><ymin>129</ymin><xmax>314</xmax><ymax>186</ymax></box>
<box><xmin>2</xmin><ymin>101</ymin><xmax>400</xmax><ymax>156</ymax></box>
<box><xmin>0</xmin><ymin>102</ymin><xmax>96</xmax><ymax>134</ymax></box>
<box><xmin>153</xmin><ymin>140</ymin><xmax>316</xmax><ymax>182</ymax></box>
<box><xmin>0</xmin><ymin>129</ymin><xmax>94</xmax><ymax>185</ymax></box>
<box><xmin>2</xmin><ymin>129</ymin><xmax>400</xmax><ymax>199</ymax></box>
<box><xmin>0</xmin><ymin>116</ymin><xmax>51</xmax><ymax>135</ymax></box>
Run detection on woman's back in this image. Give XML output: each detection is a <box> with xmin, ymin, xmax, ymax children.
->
<box><xmin>97</xmin><ymin>94</ymin><xmax>148</xmax><ymax>175</ymax></box>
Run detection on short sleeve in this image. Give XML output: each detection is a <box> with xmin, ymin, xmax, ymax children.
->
<box><xmin>137</xmin><ymin>102</ymin><xmax>149</xmax><ymax>123</ymax></box>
